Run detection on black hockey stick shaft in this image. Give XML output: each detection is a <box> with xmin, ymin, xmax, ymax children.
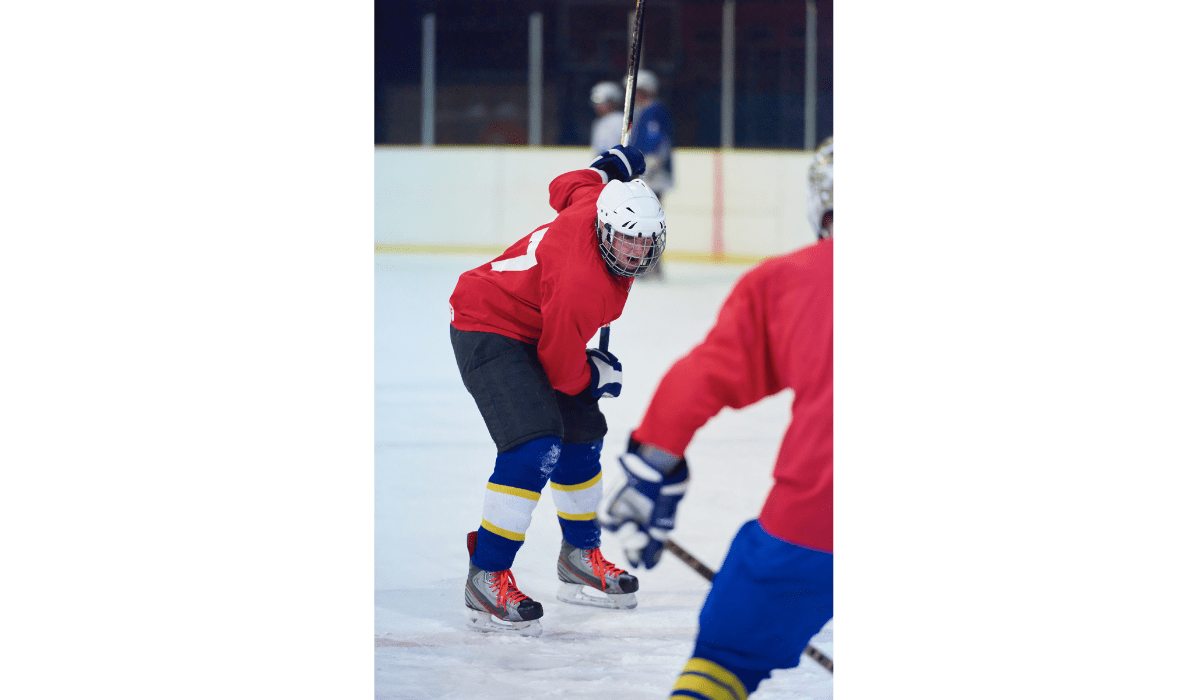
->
<box><xmin>663</xmin><ymin>538</ymin><xmax>715</xmax><ymax>579</ymax></box>
<box><xmin>621</xmin><ymin>0</ymin><xmax>647</xmax><ymax>149</ymax></box>
<box><xmin>663</xmin><ymin>539</ymin><xmax>834</xmax><ymax>674</ymax></box>
<box><xmin>600</xmin><ymin>0</ymin><xmax>647</xmax><ymax>356</ymax></box>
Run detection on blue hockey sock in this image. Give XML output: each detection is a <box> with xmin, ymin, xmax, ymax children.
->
<box><xmin>472</xmin><ymin>436</ymin><xmax>561</xmax><ymax>572</ymax></box>
<box><xmin>550</xmin><ymin>439</ymin><xmax>604</xmax><ymax>549</ymax></box>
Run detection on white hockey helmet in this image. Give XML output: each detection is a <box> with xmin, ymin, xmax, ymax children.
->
<box><xmin>627</xmin><ymin>69</ymin><xmax>658</xmax><ymax>95</ymax></box>
<box><xmin>595</xmin><ymin>179</ymin><xmax>666</xmax><ymax>278</ymax></box>
<box><xmin>590</xmin><ymin>81</ymin><xmax>622</xmax><ymax>106</ymax></box>
<box><xmin>807</xmin><ymin>136</ymin><xmax>833</xmax><ymax>239</ymax></box>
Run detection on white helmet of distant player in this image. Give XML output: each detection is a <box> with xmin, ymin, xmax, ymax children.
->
<box><xmin>627</xmin><ymin>69</ymin><xmax>658</xmax><ymax>95</ymax></box>
<box><xmin>808</xmin><ymin>136</ymin><xmax>833</xmax><ymax>239</ymax></box>
<box><xmin>595</xmin><ymin>179</ymin><xmax>666</xmax><ymax>278</ymax></box>
<box><xmin>590</xmin><ymin>81</ymin><xmax>623</xmax><ymax>107</ymax></box>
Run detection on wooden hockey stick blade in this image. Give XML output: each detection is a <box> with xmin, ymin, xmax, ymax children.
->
<box><xmin>663</xmin><ymin>538</ymin><xmax>834</xmax><ymax>674</ymax></box>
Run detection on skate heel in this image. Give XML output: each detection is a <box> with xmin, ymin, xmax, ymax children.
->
<box><xmin>556</xmin><ymin>582</ymin><xmax>637</xmax><ymax>609</ymax></box>
<box><xmin>465</xmin><ymin>608</ymin><xmax>543</xmax><ymax>636</ymax></box>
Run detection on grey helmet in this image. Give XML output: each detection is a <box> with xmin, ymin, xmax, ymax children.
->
<box><xmin>595</xmin><ymin>179</ymin><xmax>666</xmax><ymax>278</ymax></box>
<box><xmin>808</xmin><ymin>137</ymin><xmax>833</xmax><ymax>239</ymax></box>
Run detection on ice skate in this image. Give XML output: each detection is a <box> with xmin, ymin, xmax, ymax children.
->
<box><xmin>556</xmin><ymin>540</ymin><xmax>638</xmax><ymax>609</ymax></box>
<box><xmin>464</xmin><ymin>532</ymin><xmax>543</xmax><ymax>636</ymax></box>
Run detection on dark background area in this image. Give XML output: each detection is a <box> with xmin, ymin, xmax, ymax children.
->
<box><xmin>376</xmin><ymin>0</ymin><xmax>832</xmax><ymax>148</ymax></box>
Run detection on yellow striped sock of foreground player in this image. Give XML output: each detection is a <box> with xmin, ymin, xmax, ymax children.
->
<box><xmin>671</xmin><ymin>658</ymin><xmax>749</xmax><ymax>700</ymax></box>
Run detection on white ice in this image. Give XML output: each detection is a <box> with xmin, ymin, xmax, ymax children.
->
<box><xmin>375</xmin><ymin>253</ymin><xmax>833</xmax><ymax>699</ymax></box>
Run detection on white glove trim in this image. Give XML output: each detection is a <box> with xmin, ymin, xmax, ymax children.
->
<box><xmin>607</xmin><ymin>147</ymin><xmax>633</xmax><ymax>177</ymax></box>
<box><xmin>618</xmin><ymin>453</ymin><xmax>663</xmax><ymax>483</ymax></box>
<box><xmin>660</xmin><ymin>481</ymin><xmax>688</xmax><ymax>496</ymax></box>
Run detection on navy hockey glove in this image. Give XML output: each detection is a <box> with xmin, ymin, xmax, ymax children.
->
<box><xmin>589</xmin><ymin>145</ymin><xmax>646</xmax><ymax>183</ymax></box>
<box><xmin>597</xmin><ymin>438</ymin><xmax>689</xmax><ymax>569</ymax></box>
<box><xmin>586</xmin><ymin>348</ymin><xmax>622</xmax><ymax>399</ymax></box>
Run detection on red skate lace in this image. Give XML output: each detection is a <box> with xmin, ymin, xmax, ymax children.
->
<box><xmin>489</xmin><ymin>569</ymin><xmax>529</xmax><ymax>607</ymax></box>
<box><xmin>585</xmin><ymin>548</ymin><xmax>626</xmax><ymax>583</ymax></box>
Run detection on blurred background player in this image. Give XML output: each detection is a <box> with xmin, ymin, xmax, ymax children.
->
<box><xmin>627</xmin><ymin>69</ymin><xmax>674</xmax><ymax>280</ymax></box>
<box><xmin>448</xmin><ymin>144</ymin><xmax>668</xmax><ymax>637</ymax></box>
<box><xmin>599</xmin><ymin>138</ymin><xmax>834</xmax><ymax>697</ymax></box>
<box><xmin>590</xmin><ymin>80</ymin><xmax>625</xmax><ymax>155</ymax></box>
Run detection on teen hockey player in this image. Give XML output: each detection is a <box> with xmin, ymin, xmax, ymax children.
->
<box><xmin>449</xmin><ymin>144</ymin><xmax>667</xmax><ymax>637</ymax></box>
<box><xmin>599</xmin><ymin>137</ymin><xmax>834</xmax><ymax>698</ymax></box>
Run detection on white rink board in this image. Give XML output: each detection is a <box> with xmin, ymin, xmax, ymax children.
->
<box><xmin>376</xmin><ymin>146</ymin><xmax>819</xmax><ymax>258</ymax></box>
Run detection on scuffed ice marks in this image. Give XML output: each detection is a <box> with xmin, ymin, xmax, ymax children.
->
<box><xmin>538</xmin><ymin>444</ymin><xmax>561</xmax><ymax>478</ymax></box>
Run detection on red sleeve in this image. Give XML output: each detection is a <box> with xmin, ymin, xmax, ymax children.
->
<box><xmin>632</xmin><ymin>264</ymin><xmax>781</xmax><ymax>455</ymax></box>
<box><xmin>549</xmin><ymin>169</ymin><xmax>605</xmax><ymax>212</ymax></box>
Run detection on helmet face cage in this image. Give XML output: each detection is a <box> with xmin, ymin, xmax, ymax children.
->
<box><xmin>595</xmin><ymin>218</ymin><xmax>665</xmax><ymax>278</ymax></box>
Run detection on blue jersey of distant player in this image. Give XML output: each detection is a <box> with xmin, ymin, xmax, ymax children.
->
<box><xmin>630</xmin><ymin>101</ymin><xmax>674</xmax><ymax>195</ymax></box>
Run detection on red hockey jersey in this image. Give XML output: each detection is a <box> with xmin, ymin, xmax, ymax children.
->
<box><xmin>632</xmin><ymin>240</ymin><xmax>833</xmax><ymax>552</ymax></box>
<box><xmin>449</xmin><ymin>169</ymin><xmax>635</xmax><ymax>396</ymax></box>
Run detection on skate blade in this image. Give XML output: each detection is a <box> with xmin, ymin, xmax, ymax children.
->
<box><xmin>556</xmin><ymin>582</ymin><xmax>637</xmax><ymax>610</ymax></box>
<box><xmin>465</xmin><ymin>609</ymin><xmax>543</xmax><ymax>637</ymax></box>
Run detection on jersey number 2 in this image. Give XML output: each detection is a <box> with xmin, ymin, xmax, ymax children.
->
<box><xmin>491</xmin><ymin>225</ymin><xmax>549</xmax><ymax>272</ymax></box>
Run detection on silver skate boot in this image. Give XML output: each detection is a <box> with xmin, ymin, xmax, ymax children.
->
<box><xmin>464</xmin><ymin>532</ymin><xmax>543</xmax><ymax>636</ymax></box>
<box><xmin>556</xmin><ymin>540</ymin><xmax>638</xmax><ymax>609</ymax></box>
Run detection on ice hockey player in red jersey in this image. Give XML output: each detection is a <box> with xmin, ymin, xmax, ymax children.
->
<box><xmin>599</xmin><ymin>137</ymin><xmax>834</xmax><ymax>697</ymax></box>
<box><xmin>448</xmin><ymin>145</ymin><xmax>667</xmax><ymax>637</ymax></box>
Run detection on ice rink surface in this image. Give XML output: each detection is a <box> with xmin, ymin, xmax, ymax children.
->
<box><xmin>375</xmin><ymin>253</ymin><xmax>833</xmax><ymax>699</ymax></box>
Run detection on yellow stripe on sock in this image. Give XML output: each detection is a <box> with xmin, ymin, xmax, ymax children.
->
<box><xmin>485</xmin><ymin>482</ymin><xmax>541</xmax><ymax>501</ymax></box>
<box><xmin>550</xmin><ymin>472</ymin><xmax>602</xmax><ymax>491</ymax></box>
<box><xmin>673</xmin><ymin>658</ymin><xmax>748</xmax><ymax>700</ymax></box>
<box><xmin>480</xmin><ymin>519</ymin><xmax>526</xmax><ymax>542</ymax></box>
<box><xmin>671</xmin><ymin>675</ymin><xmax>738</xmax><ymax>700</ymax></box>
<box><xmin>556</xmin><ymin>511</ymin><xmax>597</xmax><ymax>521</ymax></box>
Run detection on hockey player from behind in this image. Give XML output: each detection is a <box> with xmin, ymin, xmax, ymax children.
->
<box><xmin>448</xmin><ymin>144</ymin><xmax>667</xmax><ymax>637</ymax></box>
<box><xmin>599</xmin><ymin>138</ymin><xmax>834</xmax><ymax>698</ymax></box>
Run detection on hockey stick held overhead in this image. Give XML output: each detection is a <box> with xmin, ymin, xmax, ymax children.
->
<box><xmin>599</xmin><ymin>0</ymin><xmax>647</xmax><ymax>355</ymax></box>
<box><xmin>620</xmin><ymin>0</ymin><xmax>647</xmax><ymax>150</ymax></box>
<box><xmin>663</xmin><ymin>539</ymin><xmax>835</xmax><ymax>674</ymax></box>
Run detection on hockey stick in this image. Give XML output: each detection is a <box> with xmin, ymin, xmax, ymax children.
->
<box><xmin>663</xmin><ymin>539</ymin><xmax>835</xmax><ymax>674</ymax></box>
<box><xmin>599</xmin><ymin>0</ymin><xmax>647</xmax><ymax>354</ymax></box>
<box><xmin>620</xmin><ymin>0</ymin><xmax>647</xmax><ymax>150</ymax></box>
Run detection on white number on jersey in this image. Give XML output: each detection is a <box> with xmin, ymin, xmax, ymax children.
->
<box><xmin>491</xmin><ymin>225</ymin><xmax>549</xmax><ymax>272</ymax></box>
